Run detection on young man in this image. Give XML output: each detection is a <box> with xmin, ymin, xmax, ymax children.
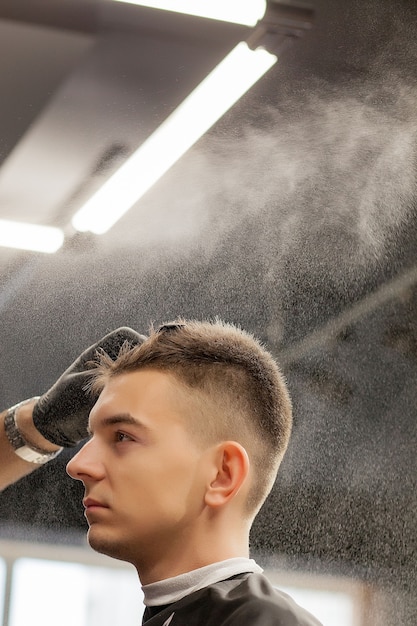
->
<box><xmin>1</xmin><ymin>321</ymin><xmax>322</xmax><ymax>625</ymax></box>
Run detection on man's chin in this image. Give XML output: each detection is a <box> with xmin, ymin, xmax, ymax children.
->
<box><xmin>87</xmin><ymin>528</ymin><xmax>128</xmax><ymax>563</ymax></box>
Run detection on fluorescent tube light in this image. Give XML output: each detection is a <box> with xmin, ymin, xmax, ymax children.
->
<box><xmin>111</xmin><ymin>0</ymin><xmax>267</xmax><ymax>27</ymax></box>
<box><xmin>72</xmin><ymin>42</ymin><xmax>277</xmax><ymax>235</ymax></box>
<box><xmin>0</xmin><ymin>220</ymin><xmax>64</xmax><ymax>253</ymax></box>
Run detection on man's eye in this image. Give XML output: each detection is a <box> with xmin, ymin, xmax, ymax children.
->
<box><xmin>116</xmin><ymin>432</ymin><xmax>132</xmax><ymax>442</ymax></box>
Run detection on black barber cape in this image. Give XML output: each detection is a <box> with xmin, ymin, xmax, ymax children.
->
<box><xmin>142</xmin><ymin>572</ymin><xmax>322</xmax><ymax>625</ymax></box>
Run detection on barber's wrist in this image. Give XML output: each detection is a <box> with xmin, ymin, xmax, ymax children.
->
<box><xmin>15</xmin><ymin>398</ymin><xmax>62</xmax><ymax>453</ymax></box>
<box><xmin>4</xmin><ymin>398</ymin><xmax>63</xmax><ymax>464</ymax></box>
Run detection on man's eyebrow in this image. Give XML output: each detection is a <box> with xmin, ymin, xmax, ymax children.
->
<box><xmin>88</xmin><ymin>413</ymin><xmax>149</xmax><ymax>435</ymax></box>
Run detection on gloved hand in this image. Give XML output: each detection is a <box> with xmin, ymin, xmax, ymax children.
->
<box><xmin>32</xmin><ymin>327</ymin><xmax>146</xmax><ymax>447</ymax></box>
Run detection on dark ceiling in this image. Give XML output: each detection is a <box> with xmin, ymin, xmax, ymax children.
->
<box><xmin>0</xmin><ymin>1</ymin><xmax>416</xmax><ymax>623</ymax></box>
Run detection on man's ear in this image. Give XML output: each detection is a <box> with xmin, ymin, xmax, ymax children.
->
<box><xmin>204</xmin><ymin>441</ymin><xmax>250</xmax><ymax>508</ymax></box>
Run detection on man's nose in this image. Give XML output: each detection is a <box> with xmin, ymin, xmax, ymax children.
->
<box><xmin>66</xmin><ymin>438</ymin><xmax>105</xmax><ymax>482</ymax></box>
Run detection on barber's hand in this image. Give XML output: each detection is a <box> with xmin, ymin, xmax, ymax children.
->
<box><xmin>32</xmin><ymin>327</ymin><xmax>146</xmax><ymax>447</ymax></box>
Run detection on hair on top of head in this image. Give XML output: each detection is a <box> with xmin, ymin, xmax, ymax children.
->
<box><xmin>90</xmin><ymin>318</ymin><xmax>292</xmax><ymax>517</ymax></box>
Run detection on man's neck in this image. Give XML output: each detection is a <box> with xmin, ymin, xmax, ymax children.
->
<box><xmin>134</xmin><ymin>528</ymin><xmax>250</xmax><ymax>585</ymax></box>
<box><xmin>130</xmin><ymin>507</ymin><xmax>252</xmax><ymax>585</ymax></box>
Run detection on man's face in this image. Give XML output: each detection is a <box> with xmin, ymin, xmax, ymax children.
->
<box><xmin>66</xmin><ymin>369</ymin><xmax>209</xmax><ymax>569</ymax></box>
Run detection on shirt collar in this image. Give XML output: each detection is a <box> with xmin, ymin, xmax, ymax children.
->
<box><xmin>142</xmin><ymin>557</ymin><xmax>263</xmax><ymax>606</ymax></box>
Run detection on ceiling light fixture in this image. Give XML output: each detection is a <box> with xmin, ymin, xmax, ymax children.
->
<box><xmin>0</xmin><ymin>220</ymin><xmax>64</xmax><ymax>253</ymax></box>
<box><xmin>72</xmin><ymin>42</ymin><xmax>277</xmax><ymax>235</ymax></box>
<box><xmin>111</xmin><ymin>0</ymin><xmax>267</xmax><ymax>26</ymax></box>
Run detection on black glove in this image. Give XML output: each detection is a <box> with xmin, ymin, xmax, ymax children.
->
<box><xmin>32</xmin><ymin>327</ymin><xmax>147</xmax><ymax>447</ymax></box>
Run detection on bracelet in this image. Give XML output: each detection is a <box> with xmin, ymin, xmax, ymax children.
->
<box><xmin>4</xmin><ymin>398</ymin><xmax>63</xmax><ymax>465</ymax></box>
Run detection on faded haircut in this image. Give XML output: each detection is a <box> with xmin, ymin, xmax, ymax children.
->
<box><xmin>90</xmin><ymin>319</ymin><xmax>292</xmax><ymax>518</ymax></box>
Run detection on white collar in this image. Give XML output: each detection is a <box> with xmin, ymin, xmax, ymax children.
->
<box><xmin>142</xmin><ymin>557</ymin><xmax>263</xmax><ymax>606</ymax></box>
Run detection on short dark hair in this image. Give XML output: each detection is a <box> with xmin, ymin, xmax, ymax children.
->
<box><xmin>91</xmin><ymin>319</ymin><xmax>292</xmax><ymax>517</ymax></box>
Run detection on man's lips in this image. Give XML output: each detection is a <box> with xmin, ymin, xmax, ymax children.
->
<box><xmin>83</xmin><ymin>497</ymin><xmax>109</xmax><ymax>510</ymax></box>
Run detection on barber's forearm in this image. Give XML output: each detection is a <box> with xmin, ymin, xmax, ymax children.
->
<box><xmin>0</xmin><ymin>400</ymin><xmax>61</xmax><ymax>491</ymax></box>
